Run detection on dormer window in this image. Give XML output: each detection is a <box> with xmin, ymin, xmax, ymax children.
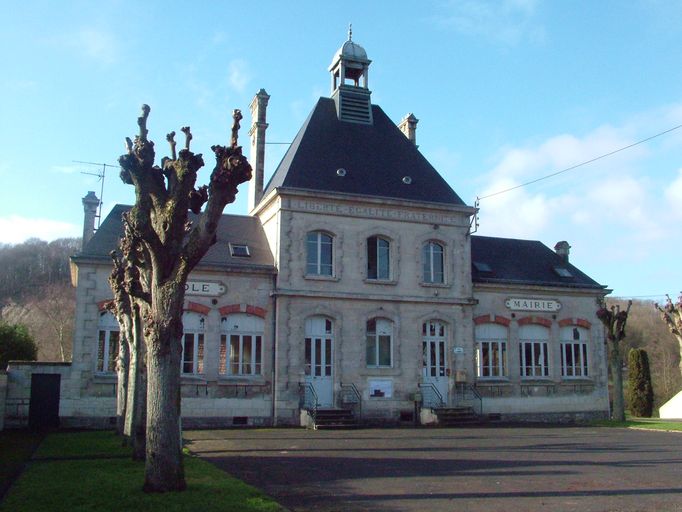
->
<box><xmin>229</xmin><ymin>243</ymin><xmax>250</xmax><ymax>258</ymax></box>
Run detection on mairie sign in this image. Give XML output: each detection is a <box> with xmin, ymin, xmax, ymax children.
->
<box><xmin>505</xmin><ymin>298</ymin><xmax>561</xmax><ymax>312</ymax></box>
<box><xmin>185</xmin><ymin>281</ymin><xmax>226</xmax><ymax>297</ymax></box>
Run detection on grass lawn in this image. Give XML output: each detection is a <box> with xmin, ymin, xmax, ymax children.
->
<box><xmin>0</xmin><ymin>430</ymin><xmax>44</xmax><ymax>499</ymax></box>
<box><xmin>592</xmin><ymin>417</ymin><xmax>682</xmax><ymax>432</ymax></box>
<box><xmin>0</xmin><ymin>431</ymin><xmax>284</xmax><ymax>512</ymax></box>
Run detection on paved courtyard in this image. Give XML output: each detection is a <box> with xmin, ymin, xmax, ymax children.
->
<box><xmin>184</xmin><ymin>426</ymin><xmax>682</xmax><ymax>512</ymax></box>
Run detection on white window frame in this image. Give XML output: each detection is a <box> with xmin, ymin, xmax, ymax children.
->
<box><xmin>560</xmin><ymin>326</ymin><xmax>589</xmax><ymax>378</ymax></box>
<box><xmin>220</xmin><ymin>314</ymin><xmax>264</xmax><ymax>376</ymax></box>
<box><xmin>422</xmin><ymin>241</ymin><xmax>444</xmax><ymax>284</ymax></box>
<box><xmin>306</xmin><ymin>231</ymin><xmax>333</xmax><ymax>276</ymax></box>
<box><xmin>519</xmin><ymin>324</ymin><xmax>550</xmax><ymax>378</ymax></box>
<box><xmin>367</xmin><ymin>236</ymin><xmax>391</xmax><ymax>280</ymax></box>
<box><xmin>422</xmin><ymin>320</ymin><xmax>447</xmax><ymax>377</ymax></box>
<box><xmin>475</xmin><ymin>323</ymin><xmax>508</xmax><ymax>379</ymax></box>
<box><xmin>366</xmin><ymin>317</ymin><xmax>393</xmax><ymax>367</ymax></box>
<box><xmin>182</xmin><ymin>313</ymin><xmax>205</xmax><ymax>375</ymax></box>
<box><xmin>97</xmin><ymin>311</ymin><xmax>120</xmax><ymax>373</ymax></box>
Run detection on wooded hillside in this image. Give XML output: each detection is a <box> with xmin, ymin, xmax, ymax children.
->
<box><xmin>0</xmin><ymin>238</ymin><xmax>80</xmax><ymax>361</ymax></box>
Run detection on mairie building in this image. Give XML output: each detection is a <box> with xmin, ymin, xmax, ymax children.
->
<box><xmin>2</xmin><ymin>36</ymin><xmax>611</xmax><ymax>429</ymax></box>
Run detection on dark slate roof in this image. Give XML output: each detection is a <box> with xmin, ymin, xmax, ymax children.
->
<box><xmin>74</xmin><ymin>205</ymin><xmax>275</xmax><ymax>271</ymax></box>
<box><xmin>262</xmin><ymin>97</ymin><xmax>466</xmax><ymax>206</ymax></box>
<box><xmin>471</xmin><ymin>235</ymin><xmax>606</xmax><ymax>290</ymax></box>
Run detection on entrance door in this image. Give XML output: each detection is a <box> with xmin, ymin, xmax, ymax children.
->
<box><xmin>422</xmin><ymin>321</ymin><xmax>448</xmax><ymax>405</ymax></box>
<box><xmin>29</xmin><ymin>373</ymin><xmax>61</xmax><ymax>430</ymax></box>
<box><xmin>305</xmin><ymin>317</ymin><xmax>334</xmax><ymax>407</ymax></box>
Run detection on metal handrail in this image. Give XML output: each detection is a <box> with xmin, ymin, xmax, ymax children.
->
<box><xmin>340</xmin><ymin>382</ymin><xmax>362</xmax><ymax>420</ymax></box>
<box><xmin>456</xmin><ymin>383</ymin><xmax>483</xmax><ymax>415</ymax></box>
<box><xmin>299</xmin><ymin>382</ymin><xmax>319</xmax><ymax>423</ymax></box>
<box><xmin>418</xmin><ymin>382</ymin><xmax>445</xmax><ymax>409</ymax></box>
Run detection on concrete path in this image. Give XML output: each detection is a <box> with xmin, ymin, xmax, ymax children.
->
<box><xmin>184</xmin><ymin>426</ymin><xmax>682</xmax><ymax>512</ymax></box>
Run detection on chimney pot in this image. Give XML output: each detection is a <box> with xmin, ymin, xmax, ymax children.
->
<box><xmin>82</xmin><ymin>191</ymin><xmax>99</xmax><ymax>250</ymax></box>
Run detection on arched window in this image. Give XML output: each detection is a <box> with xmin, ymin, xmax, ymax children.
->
<box><xmin>304</xmin><ymin>316</ymin><xmax>333</xmax><ymax>377</ymax></box>
<box><xmin>306</xmin><ymin>231</ymin><xmax>333</xmax><ymax>276</ymax></box>
<box><xmin>560</xmin><ymin>326</ymin><xmax>589</xmax><ymax>378</ymax></box>
<box><xmin>367</xmin><ymin>236</ymin><xmax>390</xmax><ymax>280</ymax></box>
<box><xmin>97</xmin><ymin>311</ymin><xmax>119</xmax><ymax>373</ymax></box>
<box><xmin>182</xmin><ymin>312</ymin><xmax>205</xmax><ymax>375</ymax></box>
<box><xmin>422</xmin><ymin>241</ymin><xmax>444</xmax><ymax>284</ymax></box>
<box><xmin>366</xmin><ymin>318</ymin><xmax>393</xmax><ymax>367</ymax></box>
<box><xmin>475</xmin><ymin>323</ymin><xmax>508</xmax><ymax>378</ymax></box>
<box><xmin>519</xmin><ymin>324</ymin><xmax>550</xmax><ymax>378</ymax></box>
<box><xmin>220</xmin><ymin>313</ymin><xmax>264</xmax><ymax>376</ymax></box>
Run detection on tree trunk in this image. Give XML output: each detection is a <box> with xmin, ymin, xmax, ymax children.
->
<box><xmin>143</xmin><ymin>287</ymin><xmax>186</xmax><ymax>492</ymax></box>
<box><xmin>609</xmin><ymin>340</ymin><xmax>625</xmax><ymax>421</ymax></box>
<box><xmin>125</xmin><ymin>305</ymin><xmax>147</xmax><ymax>460</ymax></box>
<box><xmin>116</xmin><ymin>329</ymin><xmax>130</xmax><ymax>437</ymax></box>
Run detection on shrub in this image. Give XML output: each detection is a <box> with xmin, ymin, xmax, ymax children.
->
<box><xmin>0</xmin><ymin>322</ymin><xmax>37</xmax><ymax>369</ymax></box>
<box><xmin>628</xmin><ymin>348</ymin><xmax>654</xmax><ymax>417</ymax></box>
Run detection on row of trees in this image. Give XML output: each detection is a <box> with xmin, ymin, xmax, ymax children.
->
<box><xmin>109</xmin><ymin>105</ymin><xmax>252</xmax><ymax>492</ymax></box>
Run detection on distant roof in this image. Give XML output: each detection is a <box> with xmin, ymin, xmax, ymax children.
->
<box><xmin>73</xmin><ymin>205</ymin><xmax>275</xmax><ymax>271</ymax></box>
<box><xmin>262</xmin><ymin>98</ymin><xmax>467</xmax><ymax>207</ymax></box>
<box><xmin>471</xmin><ymin>235</ymin><xmax>606</xmax><ymax>290</ymax></box>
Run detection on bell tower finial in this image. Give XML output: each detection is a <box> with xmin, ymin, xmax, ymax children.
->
<box><xmin>348</xmin><ymin>23</ymin><xmax>352</xmax><ymax>41</ymax></box>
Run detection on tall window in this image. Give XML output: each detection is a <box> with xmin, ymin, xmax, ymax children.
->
<box><xmin>97</xmin><ymin>311</ymin><xmax>120</xmax><ymax>373</ymax></box>
<box><xmin>304</xmin><ymin>316</ymin><xmax>333</xmax><ymax>377</ymax></box>
<box><xmin>476</xmin><ymin>323</ymin><xmax>508</xmax><ymax>378</ymax></box>
<box><xmin>219</xmin><ymin>313</ymin><xmax>264</xmax><ymax>376</ymax></box>
<box><xmin>367</xmin><ymin>236</ymin><xmax>390</xmax><ymax>280</ymax></box>
<box><xmin>422</xmin><ymin>320</ymin><xmax>447</xmax><ymax>378</ymax></box>
<box><xmin>366</xmin><ymin>318</ymin><xmax>393</xmax><ymax>367</ymax></box>
<box><xmin>561</xmin><ymin>326</ymin><xmax>589</xmax><ymax>378</ymax></box>
<box><xmin>182</xmin><ymin>312</ymin><xmax>205</xmax><ymax>375</ymax></box>
<box><xmin>422</xmin><ymin>241</ymin><xmax>444</xmax><ymax>284</ymax></box>
<box><xmin>519</xmin><ymin>324</ymin><xmax>550</xmax><ymax>378</ymax></box>
<box><xmin>306</xmin><ymin>231</ymin><xmax>333</xmax><ymax>276</ymax></box>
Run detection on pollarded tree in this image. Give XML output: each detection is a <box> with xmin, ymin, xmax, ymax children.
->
<box><xmin>117</xmin><ymin>105</ymin><xmax>251</xmax><ymax>492</ymax></box>
<box><xmin>628</xmin><ymin>348</ymin><xmax>653</xmax><ymax>418</ymax></box>
<box><xmin>596</xmin><ymin>300</ymin><xmax>632</xmax><ymax>421</ymax></box>
<box><xmin>655</xmin><ymin>293</ymin><xmax>682</xmax><ymax>375</ymax></box>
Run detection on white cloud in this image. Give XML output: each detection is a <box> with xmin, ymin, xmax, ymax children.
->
<box><xmin>227</xmin><ymin>59</ymin><xmax>251</xmax><ymax>93</ymax></box>
<box><xmin>476</xmin><ymin>115</ymin><xmax>675</xmax><ymax>256</ymax></box>
<box><xmin>0</xmin><ymin>216</ymin><xmax>80</xmax><ymax>244</ymax></box>
<box><xmin>435</xmin><ymin>0</ymin><xmax>545</xmax><ymax>46</ymax></box>
<box><xmin>70</xmin><ymin>28</ymin><xmax>120</xmax><ymax>65</ymax></box>
<box><xmin>665</xmin><ymin>168</ymin><xmax>682</xmax><ymax>218</ymax></box>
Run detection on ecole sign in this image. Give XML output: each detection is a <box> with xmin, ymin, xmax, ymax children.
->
<box><xmin>185</xmin><ymin>281</ymin><xmax>226</xmax><ymax>297</ymax></box>
<box><xmin>505</xmin><ymin>298</ymin><xmax>561</xmax><ymax>312</ymax></box>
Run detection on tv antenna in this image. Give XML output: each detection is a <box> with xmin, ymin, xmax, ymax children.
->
<box><xmin>74</xmin><ymin>160</ymin><xmax>119</xmax><ymax>229</ymax></box>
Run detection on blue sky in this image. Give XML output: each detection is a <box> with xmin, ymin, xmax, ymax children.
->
<box><xmin>1</xmin><ymin>0</ymin><xmax>681</xmax><ymax>299</ymax></box>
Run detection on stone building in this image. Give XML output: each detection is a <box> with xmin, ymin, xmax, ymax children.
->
<box><xmin>2</xmin><ymin>34</ymin><xmax>610</xmax><ymax>429</ymax></box>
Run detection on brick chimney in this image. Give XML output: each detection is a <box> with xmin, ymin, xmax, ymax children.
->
<box><xmin>398</xmin><ymin>113</ymin><xmax>419</xmax><ymax>147</ymax></box>
<box><xmin>248</xmin><ymin>89</ymin><xmax>270</xmax><ymax>213</ymax></box>
<box><xmin>82</xmin><ymin>191</ymin><xmax>99</xmax><ymax>250</ymax></box>
<box><xmin>554</xmin><ymin>241</ymin><xmax>571</xmax><ymax>262</ymax></box>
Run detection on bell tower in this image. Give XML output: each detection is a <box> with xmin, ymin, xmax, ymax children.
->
<box><xmin>328</xmin><ymin>26</ymin><xmax>373</xmax><ymax>124</ymax></box>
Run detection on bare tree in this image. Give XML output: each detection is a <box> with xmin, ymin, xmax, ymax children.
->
<box><xmin>596</xmin><ymin>300</ymin><xmax>632</xmax><ymax>421</ymax></box>
<box><xmin>655</xmin><ymin>293</ymin><xmax>682</xmax><ymax>376</ymax></box>
<box><xmin>117</xmin><ymin>105</ymin><xmax>251</xmax><ymax>492</ymax></box>
<box><xmin>108</xmin><ymin>219</ymin><xmax>149</xmax><ymax>460</ymax></box>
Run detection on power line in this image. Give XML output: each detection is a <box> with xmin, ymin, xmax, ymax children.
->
<box><xmin>477</xmin><ymin>123</ymin><xmax>682</xmax><ymax>201</ymax></box>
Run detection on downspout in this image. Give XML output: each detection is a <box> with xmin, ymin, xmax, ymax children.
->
<box><xmin>270</xmin><ymin>274</ymin><xmax>278</xmax><ymax>426</ymax></box>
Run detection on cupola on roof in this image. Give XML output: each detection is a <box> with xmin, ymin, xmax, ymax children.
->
<box><xmin>331</xmin><ymin>26</ymin><xmax>369</xmax><ymax>65</ymax></box>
